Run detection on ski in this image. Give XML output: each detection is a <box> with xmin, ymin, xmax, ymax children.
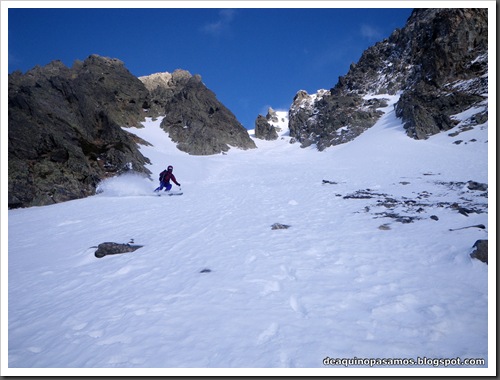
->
<box><xmin>168</xmin><ymin>192</ymin><xmax>183</xmax><ymax>196</ymax></box>
<box><xmin>154</xmin><ymin>191</ymin><xmax>183</xmax><ymax>196</ymax></box>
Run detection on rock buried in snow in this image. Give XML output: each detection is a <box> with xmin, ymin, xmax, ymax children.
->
<box><xmin>271</xmin><ymin>223</ymin><xmax>291</xmax><ymax>230</ymax></box>
<box><xmin>449</xmin><ymin>224</ymin><xmax>485</xmax><ymax>231</ymax></box>
<box><xmin>467</xmin><ymin>181</ymin><xmax>488</xmax><ymax>191</ymax></box>
<box><xmin>470</xmin><ymin>240</ymin><xmax>488</xmax><ymax>264</ymax></box>
<box><xmin>94</xmin><ymin>242</ymin><xmax>143</xmax><ymax>258</ymax></box>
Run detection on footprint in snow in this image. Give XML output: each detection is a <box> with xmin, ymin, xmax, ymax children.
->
<box><xmin>280</xmin><ymin>265</ymin><xmax>297</xmax><ymax>280</ymax></box>
<box><xmin>96</xmin><ymin>334</ymin><xmax>131</xmax><ymax>346</ymax></box>
<box><xmin>257</xmin><ymin>322</ymin><xmax>279</xmax><ymax>344</ymax></box>
<box><xmin>260</xmin><ymin>280</ymin><xmax>281</xmax><ymax>296</ymax></box>
<box><xmin>245</xmin><ymin>255</ymin><xmax>257</xmax><ymax>264</ymax></box>
<box><xmin>289</xmin><ymin>295</ymin><xmax>307</xmax><ymax>317</ymax></box>
<box><xmin>71</xmin><ymin>322</ymin><xmax>88</xmax><ymax>331</ymax></box>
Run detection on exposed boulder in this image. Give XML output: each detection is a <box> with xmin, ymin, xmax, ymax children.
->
<box><xmin>271</xmin><ymin>223</ymin><xmax>291</xmax><ymax>230</ymax></box>
<box><xmin>467</xmin><ymin>181</ymin><xmax>488</xmax><ymax>192</ymax></box>
<box><xmin>470</xmin><ymin>240</ymin><xmax>488</xmax><ymax>264</ymax></box>
<box><xmin>94</xmin><ymin>242</ymin><xmax>144</xmax><ymax>258</ymax></box>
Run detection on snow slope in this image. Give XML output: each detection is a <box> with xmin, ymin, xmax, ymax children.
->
<box><xmin>4</xmin><ymin>95</ymin><xmax>494</xmax><ymax>375</ymax></box>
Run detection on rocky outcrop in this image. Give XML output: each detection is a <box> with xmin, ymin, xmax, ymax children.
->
<box><xmin>8</xmin><ymin>55</ymin><xmax>152</xmax><ymax>208</ymax></box>
<box><xmin>138</xmin><ymin>71</ymin><xmax>175</xmax><ymax>117</ymax></box>
<box><xmin>288</xmin><ymin>8</ymin><xmax>488</xmax><ymax>149</ymax></box>
<box><xmin>393</xmin><ymin>9</ymin><xmax>488</xmax><ymax>139</ymax></box>
<box><xmin>254</xmin><ymin>112</ymin><xmax>278</xmax><ymax>141</ymax></box>
<box><xmin>146</xmin><ymin>71</ymin><xmax>256</xmax><ymax>155</ymax></box>
<box><xmin>289</xmin><ymin>90</ymin><xmax>386</xmax><ymax>150</ymax></box>
<box><xmin>139</xmin><ymin>70</ymin><xmax>193</xmax><ymax>118</ymax></box>
<box><xmin>255</xmin><ymin>107</ymin><xmax>287</xmax><ymax>141</ymax></box>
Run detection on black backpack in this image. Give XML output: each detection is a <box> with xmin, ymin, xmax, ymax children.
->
<box><xmin>159</xmin><ymin>170</ymin><xmax>167</xmax><ymax>182</ymax></box>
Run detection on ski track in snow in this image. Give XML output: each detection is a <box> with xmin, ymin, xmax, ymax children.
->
<box><xmin>7</xmin><ymin>95</ymin><xmax>491</xmax><ymax>372</ymax></box>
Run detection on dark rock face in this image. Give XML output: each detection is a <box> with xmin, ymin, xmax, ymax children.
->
<box><xmin>395</xmin><ymin>83</ymin><xmax>484</xmax><ymax>139</ymax></box>
<box><xmin>8</xmin><ymin>55</ymin><xmax>152</xmax><ymax>208</ymax></box>
<box><xmin>288</xmin><ymin>8</ymin><xmax>488</xmax><ymax>149</ymax></box>
<box><xmin>394</xmin><ymin>9</ymin><xmax>488</xmax><ymax>139</ymax></box>
<box><xmin>140</xmin><ymin>70</ymin><xmax>256</xmax><ymax>155</ymax></box>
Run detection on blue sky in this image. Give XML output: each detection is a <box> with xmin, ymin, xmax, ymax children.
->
<box><xmin>7</xmin><ymin>5</ymin><xmax>413</xmax><ymax>129</ymax></box>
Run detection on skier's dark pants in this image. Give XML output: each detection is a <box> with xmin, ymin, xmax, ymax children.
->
<box><xmin>155</xmin><ymin>182</ymin><xmax>172</xmax><ymax>192</ymax></box>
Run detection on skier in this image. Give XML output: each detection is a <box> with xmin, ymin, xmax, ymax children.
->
<box><xmin>154</xmin><ymin>165</ymin><xmax>181</xmax><ymax>192</ymax></box>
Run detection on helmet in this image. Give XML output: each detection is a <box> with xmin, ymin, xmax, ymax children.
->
<box><xmin>167</xmin><ymin>165</ymin><xmax>173</xmax><ymax>171</ymax></box>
